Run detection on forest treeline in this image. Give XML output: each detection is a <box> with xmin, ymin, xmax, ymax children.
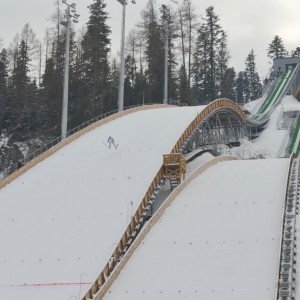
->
<box><xmin>0</xmin><ymin>0</ymin><xmax>297</xmax><ymax>175</ymax></box>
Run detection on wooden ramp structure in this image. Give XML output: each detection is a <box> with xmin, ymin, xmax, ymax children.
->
<box><xmin>163</xmin><ymin>153</ymin><xmax>186</xmax><ymax>189</ymax></box>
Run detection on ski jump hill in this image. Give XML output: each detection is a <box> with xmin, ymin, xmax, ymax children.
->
<box><xmin>1</xmin><ymin>58</ymin><xmax>300</xmax><ymax>300</ymax></box>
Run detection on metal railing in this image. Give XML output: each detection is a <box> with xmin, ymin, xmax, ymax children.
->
<box><xmin>276</xmin><ymin>122</ymin><xmax>293</xmax><ymax>158</ymax></box>
<box><xmin>276</xmin><ymin>154</ymin><xmax>297</xmax><ymax>300</ymax></box>
<box><xmin>251</xmin><ymin>76</ymin><xmax>280</xmax><ymax>115</ymax></box>
<box><xmin>172</xmin><ymin>99</ymin><xmax>248</xmax><ymax>154</ymax></box>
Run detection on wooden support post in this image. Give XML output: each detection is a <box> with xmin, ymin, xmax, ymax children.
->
<box><xmin>163</xmin><ymin>153</ymin><xmax>186</xmax><ymax>188</ymax></box>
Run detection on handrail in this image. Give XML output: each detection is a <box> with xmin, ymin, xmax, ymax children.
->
<box><xmin>0</xmin><ymin>104</ymin><xmax>170</xmax><ymax>190</ymax></box>
<box><xmin>91</xmin><ymin>156</ymin><xmax>238</xmax><ymax>300</ymax></box>
<box><xmin>170</xmin><ymin>98</ymin><xmax>247</xmax><ymax>153</ymax></box>
<box><xmin>292</xmin><ymin>84</ymin><xmax>300</xmax><ymax>98</ymax></box>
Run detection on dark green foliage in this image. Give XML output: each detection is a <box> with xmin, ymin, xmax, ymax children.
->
<box><xmin>217</xmin><ymin>30</ymin><xmax>230</xmax><ymax>97</ymax></box>
<box><xmin>292</xmin><ymin>47</ymin><xmax>300</xmax><ymax>57</ymax></box>
<box><xmin>221</xmin><ymin>67</ymin><xmax>236</xmax><ymax>100</ymax></box>
<box><xmin>40</xmin><ymin>57</ymin><xmax>60</xmax><ymax>135</ymax></box>
<box><xmin>192</xmin><ymin>28</ymin><xmax>209</xmax><ymax>104</ymax></box>
<box><xmin>267</xmin><ymin>35</ymin><xmax>288</xmax><ymax>60</ymax></box>
<box><xmin>191</xmin><ymin>6</ymin><xmax>230</xmax><ymax>103</ymax></box>
<box><xmin>245</xmin><ymin>49</ymin><xmax>262</xmax><ymax>101</ymax></box>
<box><xmin>141</xmin><ymin>0</ymin><xmax>165</xmax><ymax>103</ymax></box>
<box><xmin>0</xmin><ymin>49</ymin><xmax>9</xmax><ymax>131</ymax></box>
<box><xmin>235</xmin><ymin>71</ymin><xmax>248</xmax><ymax>104</ymax></box>
<box><xmin>178</xmin><ymin>65</ymin><xmax>191</xmax><ymax>104</ymax></box>
<box><xmin>81</xmin><ymin>0</ymin><xmax>111</xmax><ymax>117</ymax></box>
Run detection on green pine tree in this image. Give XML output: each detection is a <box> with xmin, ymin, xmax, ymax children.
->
<box><xmin>81</xmin><ymin>0</ymin><xmax>111</xmax><ymax>117</ymax></box>
<box><xmin>267</xmin><ymin>35</ymin><xmax>288</xmax><ymax>60</ymax></box>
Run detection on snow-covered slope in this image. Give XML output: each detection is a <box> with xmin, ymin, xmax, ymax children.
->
<box><xmin>1</xmin><ymin>94</ymin><xmax>299</xmax><ymax>300</ymax></box>
<box><xmin>0</xmin><ymin>106</ymin><xmax>204</xmax><ymax>300</ymax></box>
<box><xmin>103</xmin><ymin>159</ymin><xmax>289</xmax><ymax>300</ymax></box>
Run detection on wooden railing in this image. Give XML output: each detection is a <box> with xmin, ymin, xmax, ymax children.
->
<box><xmin>171</xmin><ymin>98</ymin><xmax>246</xmax><ymax>153</ymax></box>
<box><xmin>82</xmin><ymin>99</ymin><xmax>245</xmax><ymax>300</ymax></box>
<box><xmin>293</xmin><ymin>84</ymin><xmax>300</xmax><ymax>98</ymax></box>
<box><xmin>163</xmin><ymin>153</ymin><xmax>186</xmax><ymax>183</ymax></box>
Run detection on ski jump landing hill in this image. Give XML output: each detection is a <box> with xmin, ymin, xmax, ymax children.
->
<box><xmin>0</xmin><ymin>59</ymin><xmax>300</xmax><ymax>300</ymax></box>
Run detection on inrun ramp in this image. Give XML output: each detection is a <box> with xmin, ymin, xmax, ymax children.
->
<box><xmin>101</xmin><ymin>159</ymin><xmax>289</xmax><ymax>300</ymax></box>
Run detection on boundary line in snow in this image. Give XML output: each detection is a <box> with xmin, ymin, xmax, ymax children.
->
<box><xmin>1</xmin><ymin>282</ymin><xmax>92</xmax><ymax>288</ymax></box>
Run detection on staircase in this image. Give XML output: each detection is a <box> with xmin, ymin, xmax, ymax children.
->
<box><xmin>163</xmin><ymin>153</ymin><xmax>186</xmax><ymax>189</ymax></box>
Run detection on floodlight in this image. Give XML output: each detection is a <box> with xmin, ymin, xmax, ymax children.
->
<box><xmin>132</xmin><ymin>0</ymin><xmax>136</xmax><ymax>3</ymax></box>
<box><xmin>71</xmin><ymin>3</ymin><xmax>76</xmax><ymax>8</ymax></box>
<box><xmin>62</xmin><ymin>0</ymin><xmax>67</xmax><ymax>3</ymax></box>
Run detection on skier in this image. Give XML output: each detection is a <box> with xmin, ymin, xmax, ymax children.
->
<box><xmin>107</xmin><ymin>136</ymin><xmax>118</xmax><ymax>150</ymax></box>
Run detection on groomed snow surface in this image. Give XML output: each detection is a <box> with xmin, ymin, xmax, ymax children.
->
<box><xmin>0</xmin><ymin>95</ymin><xmax>299</xmax><ymax>300</ymax></box>
<box><xmin>0</xmin><ymin>106</ymin><xmax>204</xmax><ymax>300</ymax></box>
<box><xmin>103</xmin><ymin>159</ymin><xmax>289</xmax><ymax>300</ymax></box>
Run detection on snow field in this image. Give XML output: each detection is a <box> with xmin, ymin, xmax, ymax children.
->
<box><xmin>1</xmin><ymin>93</ymin><xmax>299</xmax><ymax>300</ymax></box>
<box><xmin>0</xmin><ymin>106</ymin><xmax>204</xmax><ymax>300</ymax></box>
<box><xmin>103</xmin><ymin>159</ymin><xmax>290</xmax><ymax>300</ymax></box>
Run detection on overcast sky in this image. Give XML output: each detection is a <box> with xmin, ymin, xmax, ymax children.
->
<box><xmin>1</xmin><ymin>0</ymin><xmax>300</xmax><ymax>79</ymax></box>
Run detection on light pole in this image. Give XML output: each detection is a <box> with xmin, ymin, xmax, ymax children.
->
<box><xmin>162</xmin><ymin>5</ymin><xmax>170</xmax><ymax>105</ymax></box>
<box><xmin>116</xmin><ymin>0</ymin><xmax>136</xmax><ymax>112</ymax></box>
<box><xmin>60</xmin><ymin>0</ymin><xmax>79</xmax><ymax>140</ymax></box>
<box><xmin>171</xmin><ymin>0</ymin><xmax>185</xmax><ymax>71</ymax></box>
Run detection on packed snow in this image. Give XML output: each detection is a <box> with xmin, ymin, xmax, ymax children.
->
<box><xmin>0</xmin><ymin>91</ymin><xmax>300</xmax><ymax>300</ymax></box>
<box><xmin>103</xmin><ymin>159</ymin><xmax>289</xmax><ymax>300</ymax></box>
<box><xmin>0</xmin><ymin>106</ymin><xmax>204</xmax><ymax>300</ymax></box>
